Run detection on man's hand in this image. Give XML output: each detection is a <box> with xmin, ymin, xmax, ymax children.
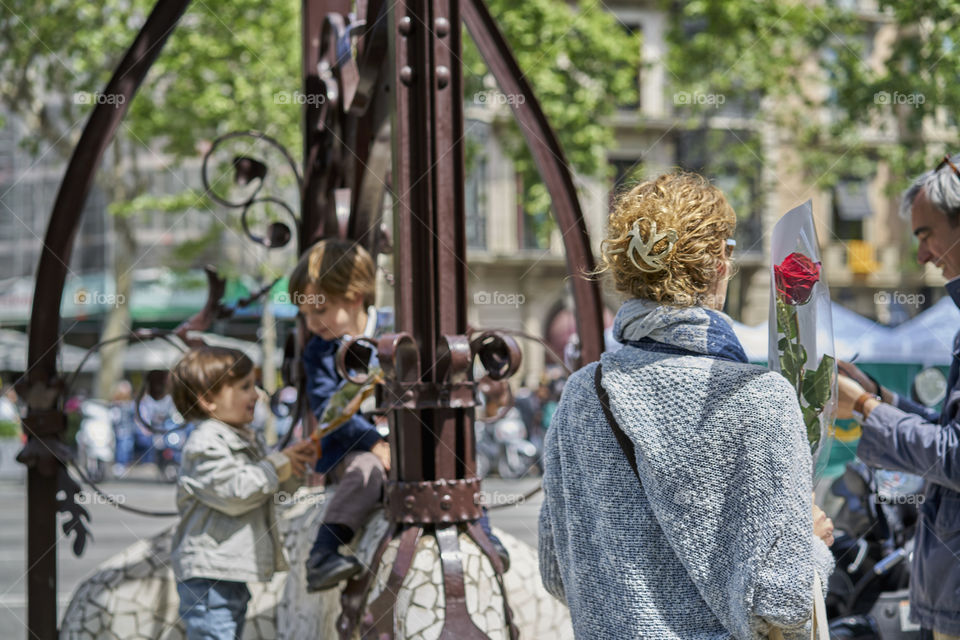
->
<box><xmin>813</xmin><ymin>503</ymin><xmax>835</xmax><ymax>547</ymax></box>
<box><xmin>837</xmin><ymin>375</ymin><xmax>868</xmax><ymax>420</ymax></box>
<box><xmin>838</xmin><ymin>360</ymin><xmax>879</xmax><ymax>395</ymax></box>
<box><xmin>281</xmin><ymin>439</ymin><xmax>316</xmax><ymax>477</ymax></box>
<box><xmin>371</xmin><ymin>440</ymin><xmax>391</xmax><ymax>473</ymax></box>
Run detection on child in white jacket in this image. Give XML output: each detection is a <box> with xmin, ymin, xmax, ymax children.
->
<box><xmin>169</xmin><ymin>346</ymin><xmax>314</xmax><ymax>639</ymax></box>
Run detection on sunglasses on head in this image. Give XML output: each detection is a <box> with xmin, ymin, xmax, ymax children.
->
<box><xmin>936</xmin><ymin>154</ymin><xmax>960</xmax><ymax>180</ymax></box>
<box><xmin>725</xmin><ymin>238</ymin><xmax>736</xmax><ymax>258</ymax></box>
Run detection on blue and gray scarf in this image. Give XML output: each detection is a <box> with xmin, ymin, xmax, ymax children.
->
<box><xmin>612</xmin><ymin>297</ymin><xmax>748</xmax><ymax>364</ymax></box>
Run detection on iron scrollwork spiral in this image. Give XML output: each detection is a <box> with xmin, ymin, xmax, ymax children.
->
<box><xmin>200</xmin><ymin>130</ymin><xmax>303</xmax><ymax>249</ymax></box>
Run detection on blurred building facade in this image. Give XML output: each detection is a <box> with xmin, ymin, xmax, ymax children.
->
<box><xmin>0</xmin><ymin>0</ymin><xmax>948</xmax><ymax>390</ymax></box>
<box><xmin>464</xmin><ymin>0</ymin><xmax>949</xmax><ymax>386</ymax></box>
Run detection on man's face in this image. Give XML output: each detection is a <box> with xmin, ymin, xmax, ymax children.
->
<box><xmin>912</xmin><ymin>189</ymin><xmax>960</xmax><ymax>280</ymax></box>
<box><xmin>298</xmin><ymin>287</ymin><xmax>363</xmax><ymax>340</ymax></box>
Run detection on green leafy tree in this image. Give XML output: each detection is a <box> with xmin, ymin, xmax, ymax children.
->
<box><xmin>2</xmin><ymin>0</ymin><xmax>639</xmax><ymax>396</ymax></box>
<box><xmin>663</xmin><ymin>0</ymin><xmax>960</xmax><ymax>252</ymax></box>
<box><xmin>0</xmin><ymin>0</ymin><xmax>302</xmax><ymax>398</ymax></box>
<box><xmin>463</xmin><ymin>0</ymin><xmax>641</xmax><ymax>247</ymax></box>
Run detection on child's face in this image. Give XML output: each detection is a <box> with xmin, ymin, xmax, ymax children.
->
<box><xmin>200</xmin><ymin>371</ymin><xmax>259</xmax><ymax>428</ymax></box>
<box><xmin>298</xmin><ymin>288</ymin><xmax>365</xmax><ymax>340</ymax></box>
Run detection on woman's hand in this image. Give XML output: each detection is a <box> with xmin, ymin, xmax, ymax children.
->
<box><xmin>281</xmin><ymin>439</ymin><xmax>316</xmax><ymax>477</ymax></box>
<box><xmin>371</xmin><ymin>440</ymin><xmax>391</xmax><ymax>473</ymax></box>
<box><xmin>813</xmin><ymin>503</ymin><xmax>834</xmax><ymax>547</ymax></box>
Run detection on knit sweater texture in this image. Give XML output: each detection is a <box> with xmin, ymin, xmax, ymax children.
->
<box><xmin>539</xmin><ymin>298</ymin><xmax>834</xmax><ymax>639</ymax></box>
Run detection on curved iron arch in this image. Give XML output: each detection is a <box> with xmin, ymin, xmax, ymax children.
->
<box><xmin>22</xmin><ymin>0</ymin><xmax>604</xmax><ymax>636</ymax></box>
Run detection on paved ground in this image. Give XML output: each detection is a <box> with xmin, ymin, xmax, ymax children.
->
<box><xmin>0</xmin><ymin>468</ymin><xmax>543</xmax><ymax>637</ymax></box>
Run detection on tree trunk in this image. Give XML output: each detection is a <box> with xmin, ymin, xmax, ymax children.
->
<box><xmin>261</xmin><ymin>297</ymin><xmax>278</xmax><ymax>445</ymax></box>
<box><xmin>95</xmin><ymin>140</ymin><xmax>139</xmax><ymax>400</ymax></box>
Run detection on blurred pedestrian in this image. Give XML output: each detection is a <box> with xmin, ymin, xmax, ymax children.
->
<box><xmin>109</xmin><ymin>381</ymin><xmax>135</xmax><ymax>476</ymax></box>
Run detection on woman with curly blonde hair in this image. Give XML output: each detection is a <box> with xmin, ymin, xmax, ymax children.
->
<box><xmin>538</xmin><ymin>171</ymin><xmax>835</xmax><ymax>639</ymax></box>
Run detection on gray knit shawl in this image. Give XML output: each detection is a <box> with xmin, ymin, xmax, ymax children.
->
<box><xmin>539</xmin><ymin>299</ymin><xmax>834</xmax><ymax>639</ymax></box>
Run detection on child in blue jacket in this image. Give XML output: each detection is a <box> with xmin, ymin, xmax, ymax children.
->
<box><xmin>291</xmin><ymin>239</ymin><xmax>508</xmax><ymax>591</ymax></box>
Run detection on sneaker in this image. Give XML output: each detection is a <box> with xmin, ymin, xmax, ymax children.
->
<box><xmin>305</xmin><ymin>552</ymin><xmax>363</xmax><ymax>592</ymax></box>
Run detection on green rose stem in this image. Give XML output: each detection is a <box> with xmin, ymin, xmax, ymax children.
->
<box><xmin>776</xmin><ymin>296</ymin><xmax>832</xmax><ymax>453</ymax></box>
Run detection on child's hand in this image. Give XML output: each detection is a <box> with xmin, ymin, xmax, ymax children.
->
<box><xmin>282</xmin><ymin>440</ymin><xmax>316</xmax><ymax>477</ymax></box>
<box><xmin>371</xmin><ymin>440</ymin><xmax>391</xmax><ymax>472</ymax></box>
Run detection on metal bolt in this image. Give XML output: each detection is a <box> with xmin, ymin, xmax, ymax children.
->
<box><xmin>398</xmin><ymin>16</ymin><xmax>412</xmax><ymax>36</ymax></box>
<box><xmin>400</xmin><ymin>66</ymin><xmax>414</xmax><ymax>86</ymax></box>
<box><xmin>404</xmin><ymin>495</ymin><xmax>416</xmax><ymax>510</ymax></box>
<box><xmin>434</xmin><ymin>17</ymin><xmax>450</xmax><ymax>37</ymax></box>
<box><xmin>436</xmin><ymin>66</ymin><xmax>450</xmax><ymax>89</ymax></box>
<box><xmin>440</xmin><ymin>493</ymin><xmax>452</xmax><ymax>510</ymax></box>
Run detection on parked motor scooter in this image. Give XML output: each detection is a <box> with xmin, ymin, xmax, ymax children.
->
<box><xmin>827</xmin><ymin>461</ymin><xmax>924</xmax><ymax>639</ymax></box>
<box><xmin>153</xmin><ymin>418</ymin><xmax>187</xmax><ymax>483</ymax></box>
<box><xmin>77</xmin><ymin>400</ymin><xmax>116</xmax><ymax>483</ymax></box>
<box><xmin>475</xmin><ymin>406</ymin><xmax>539</xmax><ymax>479</ymax></box>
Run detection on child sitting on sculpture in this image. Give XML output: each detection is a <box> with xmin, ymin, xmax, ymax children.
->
<box><xmin>169</xmin><ymin>346</ymin><xmax>315</xmax><ymax>639</ymax></box>
<box><xmin>291</xmin><ymin>238</ymin><xmax>510</xmax><ymax>592</ymax></box>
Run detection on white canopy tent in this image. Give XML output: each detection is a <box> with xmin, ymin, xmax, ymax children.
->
<box><xmin>0</xmin><ymin>330</ymin><xmax>101</xmax><ymax>373</ymax></box>
<box><xmin>730</xmin><ymin>303</ymin><xmax>896</xmax><ymax>364</ymax></box>
<box><xmin>121</xmin><ymin>332</ymin><xmax>281</xmax><ymax>371</ymax></box>
<box><xmin>884</xmin><ymin>296</ymin><xmax>960</xmax><ymax>366</ymax></box>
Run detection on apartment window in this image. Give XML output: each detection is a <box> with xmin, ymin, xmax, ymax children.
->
<box><xmin>833</xmin><ymin>179</ymin><xmax>871</xmax><ymax>240</ymax></box>
<box><xmin>676</xmin><ymin>130</ymin><xmax>763</xmax><ymax>254</ymax></box>
<box><xmin>465</xmin><ymin>155</ymin><xmax>487</xmax><ymax>250</ymax></box>
<box><xmin>610</xmin><ymin>158</ymin><xmax>643</xmax><ymax>205</ymax></box>
<box><xmin>616</xmin><ymin>23</ymin><xmax>642</xmax><ymax>111</ymax></box>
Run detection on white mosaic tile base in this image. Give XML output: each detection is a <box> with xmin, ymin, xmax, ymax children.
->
<box><xmin>59</xmin><ymin>486</ymin><xmax>573</xmax><ymax>639</ymax></box>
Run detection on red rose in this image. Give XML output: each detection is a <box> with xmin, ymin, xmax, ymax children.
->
<box><xmin>774</xmin><ymin>252</ymin><xmax>821</xmax><ymax>305</ymax></box>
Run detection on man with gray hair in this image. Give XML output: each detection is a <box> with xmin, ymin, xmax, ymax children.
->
<box><xmin>839</xmin><ymin>154</ymin><xmax>960</xmax><ymax>640</ymax></box>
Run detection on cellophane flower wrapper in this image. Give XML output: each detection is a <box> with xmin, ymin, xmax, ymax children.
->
<box><xmin>768</xmin><ymin>200</ymin><xmax>837</xmax><ymax>481</ymax></box>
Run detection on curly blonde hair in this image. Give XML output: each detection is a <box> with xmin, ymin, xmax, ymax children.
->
<box><xmin>596</xmin><ymin>171</ymin><xmax>736</xmax><ymax>306</ymax></box>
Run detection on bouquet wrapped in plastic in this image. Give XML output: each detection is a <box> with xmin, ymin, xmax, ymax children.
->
<box><xmin>768</xmin><ymin>201</ymin><xmax>837</xmax><ymax>479</ymax></box>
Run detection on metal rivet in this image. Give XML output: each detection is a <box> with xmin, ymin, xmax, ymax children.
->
<box><xmin>398</xmin><ymin>16</ymin><xmax>412</xmax><ymax>36</ymax></box>
<box><xmin>400</xmin><ymin>66</ymin><xmax>414</xmax><ymax>86</ymax></box>
<box><xmin>436</xmin><ymin>66</ymin><xmax>450</xmax><ymax>89</ymax></box>
<box><xmin>434</xmin><ymin>17</ymin><xmax>450</xmax><ymax>37</ymax></box>
<box><xmin>404</xmin><ymin>495</ymin><xmax>416</xmax><ymax>510</ymax></box>
<box><xmin>440</xmin><ymin>493</ymin><xmax>452</xmax><ymax>510</ymax></box>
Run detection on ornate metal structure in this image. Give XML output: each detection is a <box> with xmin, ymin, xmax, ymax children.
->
<box><xmin>19</xmin><ymin>0</ymin><xmax>604</xmax><ymax>637</ymax></box>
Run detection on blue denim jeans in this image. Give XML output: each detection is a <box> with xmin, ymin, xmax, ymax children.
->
<box><xmin>176</xmin><ymin>578</ymin><xmax>250</xmax><ymax>640</ymax></box>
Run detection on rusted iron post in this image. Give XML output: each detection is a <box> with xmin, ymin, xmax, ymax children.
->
<box><xmin>19</xmin><ymin>4</ymin><xmax>191</xmax><ymax>638</ymax></box>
